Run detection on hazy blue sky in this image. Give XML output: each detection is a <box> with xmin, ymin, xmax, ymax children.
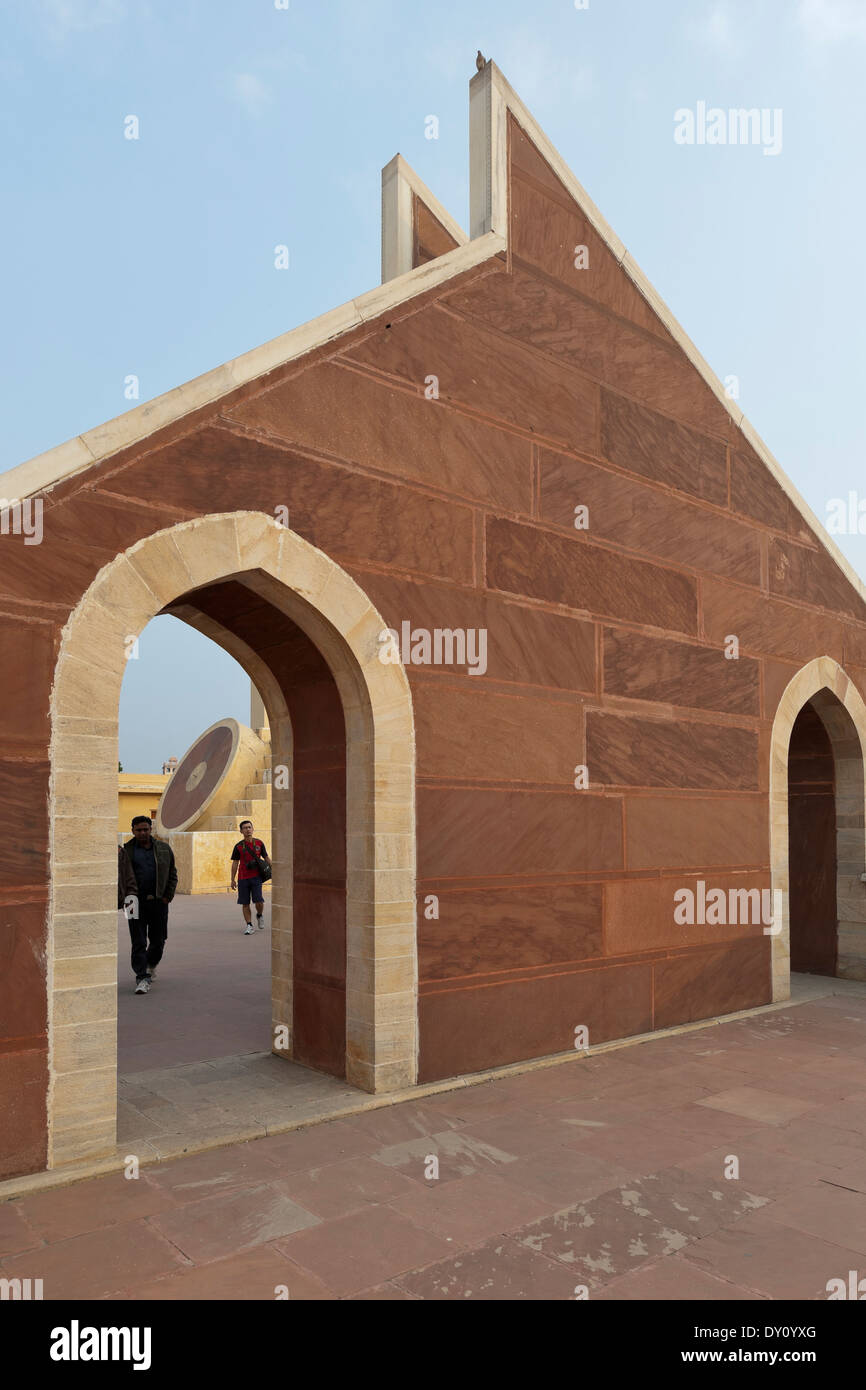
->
<box><xmin>118</xmin><ymin>615</ymin><xmax>251</xmax><ymax>773</ymax></box>
<box><xmin>3</xmin><ymin>0</ymin><xmax>866</xmax><ymax>768</ymax></box>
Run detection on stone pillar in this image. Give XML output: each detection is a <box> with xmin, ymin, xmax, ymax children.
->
<box><xmin>250</xmin><ymin>681</ymin><xmax>269</xmax><ymax>739</ymax></box>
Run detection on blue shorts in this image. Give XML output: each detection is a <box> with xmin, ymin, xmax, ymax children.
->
<box><xmin>237</xmin><ymin>877</ymin><xmax>264</xmax><ymax>906</ymax></box>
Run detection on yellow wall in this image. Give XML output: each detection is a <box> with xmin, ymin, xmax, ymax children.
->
<box><xmin>118</xmin><ymin>774</ymin><xmax>170</xmax><ymax>834</ymax></box>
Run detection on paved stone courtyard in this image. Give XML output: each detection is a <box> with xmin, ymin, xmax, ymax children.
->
<box><xmin>1</xmin><ymin>905</ymin><xmax>866</xmax><ymax>1299</ymax></box>
<box><xmin>117</xmin><ymin>891</ymin><xmax>271</xmax><ymax>1075</ymax></box>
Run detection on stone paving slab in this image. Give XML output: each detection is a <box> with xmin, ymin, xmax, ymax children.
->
<box><xmin>276</xmin><ymin>1156</ymin><xmax>418</xmax><ymax>1221</ymax></box>
<box><xmin>126</xmin><ymin>1246</ymin><xmax>335</xmax><ymax>1302</ymax></box>
<box><xmin>271</xmin><ymin>1206</ymin><xmax>454</xmax><ymax>1297</ymax></box>
<box><xmin>395</xmin><ymin>1236</ymin><xmax>573</xmax><ymax>1300</ymax></box>
<box><xmin>696</xmin><ymin>1086</ymin><xmax>818</xmax><ymax>1126</ymax></box>
<box><xmin>148</xmin><ymin>1182</ymin><xmax>321</xmax><ymax>1264</ymax></box>
<box><xmin>681</xmin><ymin>1212</ymin><xmax>866</xmax><ymax>1301</ymax></box>
<box><xmin>386</xmin><ymin>1172</ymin><xmax>553</xmax><ymax>1247</ymax></box>
<box><xmin>594</xmin><ymin>1256</ymin><xmax>762</xmax><ymax>1301</ymax></box>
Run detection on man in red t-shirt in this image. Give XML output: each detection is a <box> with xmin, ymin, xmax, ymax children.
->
<box><xmin>230</xmin><ymin>819</ymin><xmax>271</xmax><ymax>935</ymax></box>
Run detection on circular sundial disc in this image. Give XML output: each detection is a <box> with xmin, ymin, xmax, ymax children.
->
<box><xmin>158</xmin><ymin>719</ymin><xmax>238</xmax><ymax>832</ymax></box>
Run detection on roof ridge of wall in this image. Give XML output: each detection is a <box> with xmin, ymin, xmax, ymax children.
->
<box><xmin>381</xmin><ymin>152</ymin><xmax>467</xmax><ymax>283</ymax></box>
<box><xmin>0</xmin><ymin>228</ymin><xmax>503</xmax><ymax>503</ymax></box>
<box><xmin>4</xmin><ymin>58</ymin><xmax>861</xmax><ymax>614</ymax></box>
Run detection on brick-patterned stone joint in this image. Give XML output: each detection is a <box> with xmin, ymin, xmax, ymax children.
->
<box><xmin>2</xmin><ymin>62</ymin><xmax>865</xmax><ymax>1181</ymax></box>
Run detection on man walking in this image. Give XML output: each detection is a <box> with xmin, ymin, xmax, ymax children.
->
<box><xmin>230</xmin><ymin>819</ymin><xmax>270</xmax><ymax>934</ymax></box>
<box><xmin>121</xmin><ymin>816</ymin><xmax>178</xmax><ymax>994</ymax></box>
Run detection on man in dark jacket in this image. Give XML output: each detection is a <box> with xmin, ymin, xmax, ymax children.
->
<box><xmin>121</xmin><ymin>816</ymin><xmax>178</xmax><ymax>995</ymax></box>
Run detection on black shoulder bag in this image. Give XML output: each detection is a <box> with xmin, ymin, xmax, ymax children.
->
<box><xmin>244</xmin><ymin>839</ymin><xmax>272</xmax><ymax>883</ymax></box>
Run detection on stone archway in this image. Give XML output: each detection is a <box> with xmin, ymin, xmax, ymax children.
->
<box><xmin>769</xmin><ymin>656</ymin><xmax>866</xmax><ymax>1001</ymax></box>
<box><xmin>48</xmin><ymin>512</ymin><xmax>416</xmax><ymax>1168</ymax></box>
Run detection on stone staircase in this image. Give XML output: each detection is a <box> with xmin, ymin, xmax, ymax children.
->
<box><xmin>160</xmin><ymin>726</ymin><xmax>275</xmax><ymax>893</ymax></box>
<box><xmin>207</xmin><ymin>750</ymin><xmax>272</xmax><ymax>841</ymax></box>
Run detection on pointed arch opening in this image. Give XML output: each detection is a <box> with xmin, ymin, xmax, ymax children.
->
<box><xmin>47</xmin><ymin>512</ymin><xmax>416</xmax><ymax>1169</ymax></box>
<box><xmin>769</xmin><ymin>657</ymin><xmax>866</xmax><ymax>1001</ymax></box>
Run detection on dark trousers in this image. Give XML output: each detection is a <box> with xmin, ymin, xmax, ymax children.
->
<box><xmin>129</xmin><ymin>898</ymin><xmax>168</xmax><ymax>980</ymax></box>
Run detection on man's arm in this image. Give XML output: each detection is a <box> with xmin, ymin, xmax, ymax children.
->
<box><xmin>230</xmin><ymin>844</ymin><xmax>239</xmax><ymax>890</ymax></box>
<box><xmin>164</xmin><ymin>846</ymin><xmax>178</xmax><ymax>903</ymax></box>
<box><xmin>117</xmin><ymin>847</ymin><xmax>126</xmax><ymax>909</ymax></box>
<box><xmin>118</xmin><ymin>845</ymin><xmax>138</xmax><ymax>905</ymax></box>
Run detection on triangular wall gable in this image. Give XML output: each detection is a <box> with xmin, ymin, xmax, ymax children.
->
<box><xmin>466</xmin><ymin>61</ymin><xmax>866</xmax><ymax>620</ymax></box>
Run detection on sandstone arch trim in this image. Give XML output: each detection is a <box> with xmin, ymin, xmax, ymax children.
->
<box><xmin>769</xmin><ymin>656</ymin><xmax>866</xmax><ymax>1001</ymax></box>
<box><xmin>47</xmin><ymin>511</ymin><xmax>417</xmax><ymax>1168</ymax></box>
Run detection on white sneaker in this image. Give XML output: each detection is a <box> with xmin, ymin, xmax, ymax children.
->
<box><xmin>257</xmin><ymin>916</ymin><xmax>265</xmax><ymax>930</ymax></box>
<box><xmin>135</xmin><ymin>978</ymin><xmax>150</xmax><ymax>994</ymax></box>
<box><xmin>244</xmin><ymin>923</ymin><xmax>254</xmax><ymax>935</ymax></box>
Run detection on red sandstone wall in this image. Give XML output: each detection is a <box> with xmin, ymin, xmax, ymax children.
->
<box><xmin>4</xmin><ymin>115</ymin><xmax>866</xmax><ymax>1172</ymax></box>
